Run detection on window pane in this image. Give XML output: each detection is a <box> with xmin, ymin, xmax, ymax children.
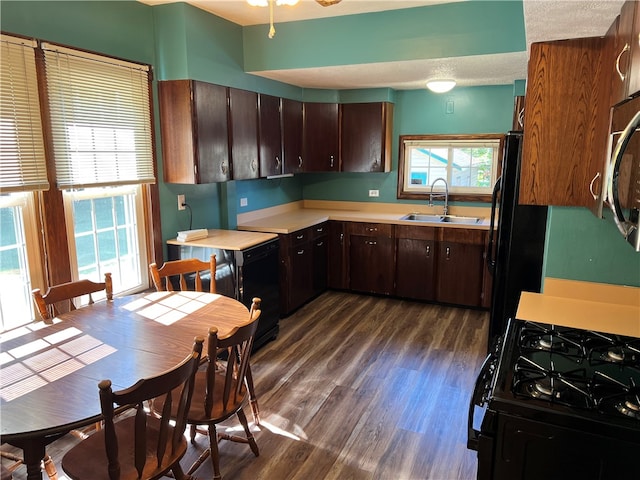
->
<box><xmin>0</xmin><ymin>199</ymin><xmax>35</xmax><ymax>330</ymax></box>
<box><xmin>400</xmin><ymin>136</ymin><xmax>500</xmax><ymax>196</ymax></box>
<box><xmin>67</xmin><ymin>187</ymin><xmax>145</xmax><ymax>294</ymax></box>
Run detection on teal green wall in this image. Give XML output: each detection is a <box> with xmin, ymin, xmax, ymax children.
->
<box><xmin>243</xmin><ymin>1</ymin><xmax>526</xmax><ymax>72</ymax></box>
<box><xmin>3</xmin><ymin>0</ymin><xmax>638</xmax><ymax>286</ymax></box>
<box><xmin>544</xmin><ymin>208</ymin><xmax>640</xmax><ymax>286</ymax></box>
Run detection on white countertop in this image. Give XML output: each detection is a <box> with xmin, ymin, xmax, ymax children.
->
<box><xmin>236</xmin><ymin>200</ymin><xmax>493</xmax><ymax>234</ymax></box>
<box><xmin>167</xmin><ymin>229</ymin><xmax>278</xmax><ymax>251</ymax></box>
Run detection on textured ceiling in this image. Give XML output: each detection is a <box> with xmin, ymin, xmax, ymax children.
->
<box><xmin>139</xmin><ymin>0</ymin><xmax>624</xmax><ymax>89</ymax></box>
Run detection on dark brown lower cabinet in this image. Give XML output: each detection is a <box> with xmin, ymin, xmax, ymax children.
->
<box><xmin>348</xmin><ymin>222</ymin><xmax>395</xmax><ymax>295</ymax></box>
<box><xmin>395</xmin><ymin>225</ymin><xmax>436</xmax><ymax>301</ymax></box>
<box><xmin>327</xmin><ymin>221</ymin><xmax>348</xmax><ymax>289</ymax></box>
<box><xmin>436</xmin><ymin>229</ymin><xmax>486</xmax><ymax>307</ymax></box>
<box><xmin>279</xmin><ymin>223</ymin><xmax>328</xmax><ymax>316</ymax></box>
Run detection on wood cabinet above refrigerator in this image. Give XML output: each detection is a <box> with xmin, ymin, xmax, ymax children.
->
<box><xmin>519</xmin><ymin>37</ymin><xmax>612</xmax><ymax>209</ymax></box>
<box><xmin>158</xmin><ymin>80</ymin><xmax>230</xmax><ymax>184</ymax></box>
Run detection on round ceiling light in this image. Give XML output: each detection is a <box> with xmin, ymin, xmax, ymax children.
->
<box><xmin>426</xmin><ymin>80</ymin><xmax>456</xmax><ymax>93</ymax></box>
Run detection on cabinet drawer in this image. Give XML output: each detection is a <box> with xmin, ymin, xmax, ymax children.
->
<box><xmin>348</xmin><ymin>222</ymin><xmax>393</xmax><ymax>237</ymax></box>
<box><xmin>310</xmin><ymin>222</ymin><xmax>328</xmax><ymax>240</ymax></box>
<box><xmin>289</xmin><ymin>228</ymin><xmax>311</xmax><ymax>247</ymax></box>
<box><xmin>395</xmin><ymin>224</ymin><xmax>437</xmax><ymax>241</ymax></box>
<box><xmin>439</xmin><ymin>228</ymin><xmax>486</xmax><ymax>245</ymax></box>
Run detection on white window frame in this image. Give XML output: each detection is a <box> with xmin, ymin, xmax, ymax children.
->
<box><xmin>0</xmin><ymin>192</ymin><xmax>45</xmax><ymax>328</ymax></box>
<box><xmin>398</xmin><ymin>134</ymin><xmax>503</xmax><ymax>200</ymax></box>
<box><xmin>63</xmin><ymin>185</ymin><xmax>149</xmax><ymax>297</ymax></box>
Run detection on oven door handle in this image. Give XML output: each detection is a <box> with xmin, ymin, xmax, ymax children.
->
<box><xmin>467</xmin><ymin>351</ymin><xmax>494</xmax><ymax>451</ymax></box>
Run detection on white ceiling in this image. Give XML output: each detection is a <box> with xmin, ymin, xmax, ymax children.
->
<box><xmin>139</xmin><ymin>0</ymin><xmax>624</xmax><ymax>90</ymax></box>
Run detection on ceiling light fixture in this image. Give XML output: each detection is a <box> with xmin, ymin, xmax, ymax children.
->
<box><xmin>426</xmin><ymin>80</ymin><xmax>457</xmax><ymax>93</ymax></box>
<box><xmin>247</xmin><ymin>0</ymin><xmax>299</xmax><ymax>39</ymax></box>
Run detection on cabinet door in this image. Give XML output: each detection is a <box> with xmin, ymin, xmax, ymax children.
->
<box><xmin>395</xmin><ymin>225</ymin><xmax>436</xmax><ymax>301</ymax></box>
<box><xmin>628</xmin><ymin>1</ymin><xmax>640</xmax><ymax>95</ymax></box>
<box><xmin>229</xmin><ymin>88</ymin><xmax>259</xmax><ymax>180</ymax></box>
<box><xmin>348</xmin><ymin>223</ymin><xmax>394</xmax><ymax>295</ymax></box>
<box><xmin>436</xmin><ymin>242</ymin><xmax>484</xmax><ymax>307</ymax></box>
<box><xmin>327</xmin><ymin>221</ymin><xmax>347</xmax><ymax>289</ymax></box>
<box><xmin>312</xmin><ymin>233</ymin><xmax>328</xmax><ymax>295</ymax></box>
<box><xmin>520</xmin><ymin>37</ymin><xmax>612</xmax><ymax>207</ymax></box>
<box><xmin>341</xmin><ymin>102</ymin><xmax>393</xmax><ymax>172</ymax></box>
<box><xmin>159</xmin><ymin>80</ymin><xmax>230</xmax><ymax>184</ymax></box>
<box><xmin>282</xmin><ymin>98</ymin><xmax>304</xmax><ymax>174</ymax></box>
<box><xmin>303</xmin><ymin>102</ymin><xmax>339</xmax><ymax>172</ymax></box>
<box><xmin>195</xmin><ymin>82</ymin><xmax>231</xmax><ymax>183</ymax></box>
<box><xmin>258</xmin><ymin>93</ymin><xmax>283</xmax><ymax>177</ymax></box>
<box><xmin>289</xmin><ymin>242</ymin><xmax>313</xmax><ymax>311</ymax></box>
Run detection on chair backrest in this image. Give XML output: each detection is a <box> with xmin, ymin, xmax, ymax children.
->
<box><xmin>204</xmin><ymin>298</ymin><xmax>261</xmax><ymax>416</ymax></box>
<box><xmin>32</xmin><ymin>273</ymin><xmax>113</xmax><ymax>320</ymax></box>
<box><xmin>149</xmin><ymin>255</ymin><xmax>216</xmax><ymax>294</ymax></box>
<box><xmin>100</xmin><ymin>337</ymin><xmax>203</xmax><ymax>479</ymax></box>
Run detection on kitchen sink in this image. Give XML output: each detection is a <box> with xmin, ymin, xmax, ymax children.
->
<box><xmin>441</xmin><ymin>215</ymin><xmax>483</xmax><ymax>224</ymax></box>
<box><xmin>400</xmin><ymin>213</ymin><xmax>483</xmax><ymax>224</ymax></box>
<box><xmin>400</xmin><ymin>213</ymin><xmax>444</xmax><ymax>222</ymax></box>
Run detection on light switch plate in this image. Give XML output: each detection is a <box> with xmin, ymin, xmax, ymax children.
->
<box><xmin>368</xmin><ymin>190</ymin><xmax>379</xmax><ymax>197</ymax></box>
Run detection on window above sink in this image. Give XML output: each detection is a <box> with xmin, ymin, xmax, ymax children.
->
<box><xmin>397</xmin><ymin>134</ymin><xmax>504</xmax><ymax>203</ymax></box>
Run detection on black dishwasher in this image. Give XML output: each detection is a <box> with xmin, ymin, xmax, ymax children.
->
<box><xmin>168</xmin><ymin>238</ymin><xmax>280</xmax><ymax>350</ymax></box>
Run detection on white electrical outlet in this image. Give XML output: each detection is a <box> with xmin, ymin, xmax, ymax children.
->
<box><xmin>368</xmin><ymin>189</ymin><xmax>379</xmax><ymax>197</ymax></box>
<box><xmin>177</xmin><ymin>194</ymin><xmax>185</xmax><ymax>211</ymax></box>
<box><xmin>240</xmin><ymin>197</ymin><xmax>248</xmax><ymax>207</ymax></box>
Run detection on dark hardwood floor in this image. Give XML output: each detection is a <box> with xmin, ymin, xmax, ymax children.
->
<box><xmin>3</xmin><ymin>290</ymin><xmax>488</xmax><ymax>480</ymax></box>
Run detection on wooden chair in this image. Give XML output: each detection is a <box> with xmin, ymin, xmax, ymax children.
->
<box><xmin>0</xmin><ymin>450</ymin><xmax>57</xmax><ymax>480</ymax></box>
<box><xmin>60</xmin><ymin>337</ymin><xmax>204</xmax><ymax>480</ymax></box>
<box><xmin>32</xmin><ymin>273</ymin><xmax>113</xmax><ymax>321</ymax></box>
<box><xmin>149</xmin><ymin>255</ymin><xmax>216</xmax><ymax>293</ymax></box>
<box><xmin>155</xmin><ymin>302</ymin><xmax>261</xmax><ymax>479</ymax></box>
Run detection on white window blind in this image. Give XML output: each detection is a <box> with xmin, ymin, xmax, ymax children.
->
<box><xmin>42</xmin><ymin>43</ymin><xmax>155</xmax><ymax>189</ymax></box>
<box><xmin>0</xmin><ymin>34</ymin><xmax>48</xmax><ymax>193</ymax></box>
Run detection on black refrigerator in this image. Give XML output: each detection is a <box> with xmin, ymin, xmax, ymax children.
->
<box><xmin>485</xmin><ymin>131</ymin><xmax>548</xmax><ymax>349</ymax></box>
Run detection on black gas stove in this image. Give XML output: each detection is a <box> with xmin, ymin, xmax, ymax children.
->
<box><xmin>468</xmin><ymin>318</ymin><xmax>640</xmax><ymax>479</ymax></box>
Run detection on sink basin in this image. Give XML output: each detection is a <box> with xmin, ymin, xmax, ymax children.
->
<box><xmin>400</xmin><ymin>213</ymin><xmax>483</xmax><ymax>224</ymax></box>
<box><xmin>400</xmin><ymin>213</ymin><xmax>444</xmax><ymax>222</ymax></box>
<box><xmin>441</xmin><ymin>215</ymin><xmax>483</xmax><ymax>224</ymax></box>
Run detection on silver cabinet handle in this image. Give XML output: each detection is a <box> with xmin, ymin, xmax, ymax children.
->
<box><xmin>589</xmin><ymin>171</ymin><xmax>600</xmax><ymax>200</ymax></box>
<box><xmin>275</xmin><ymin>156</ymin><xmax>281</xmax><ymax>170</ymax></box>
<box><xmin>616</xmin><ymin>43</ymin><xmax>630</xmax><ymax>82</ymax></box>
<box><xmin>221</xmin><ymin>163</ymin><xmax>228</xmax><ymax>174</ymax></box>
<box><xmin>296</xmin><ymin>234</ymin><xmax>304</xmax><ymax>240</ymax></box>
<box><xmin>446</xmin><ymin>246</ymin><xmax>451</xmax><ymax>259</ymax></box>
<box><xmin>426</xmin><ymin>245</ymin><xmax>431</xmax><ymax>257</ymax></box>
<box><xmin>367</xmin><ymin>240</ymin><xmax>377</xmax><ymax>246</ymax></box>
<box><xmin>297</xmin><ymin>249</ymin><xmax>305</xmax><ymax>255</ymax></box>
<box><xmin>330</xmin><ymin>155</ymin><xmax>334</xmax><ymax>168</ymax></box>
<box><xmin>316</xmin><ymin>241</ymin><xmax>324</xmax><ymax>247</ymax></box>
<box><xmin>298</xmin><ymin>156</ymin><xmax>303</xmax><ymax>168</ymax></box>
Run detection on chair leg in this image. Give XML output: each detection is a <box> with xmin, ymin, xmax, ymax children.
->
<box><xmin>208</xmin><ymin>424</ymin><xmax>222</xmax><ymax>480</ymax></box>
<box><xmin>244</xmin><ymin>366</ymin><xmax>260</xmax><ymax>426</ymax></box>
<box><xmin>236</xmin><ymin>409</ymin><xmax>259</xmax><ymax>457</ymax></box>
<box><xmin>42</xmin><ymin>456</ymin><xmax>58</xmax><ymax>480</ymax></box>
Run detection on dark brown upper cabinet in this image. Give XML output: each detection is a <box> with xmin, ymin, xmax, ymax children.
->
<box><xmin>610</xmin><ymin>1</ymin><xmax>640</xmax><ymax>104</ymax></box>
<box><xmin>229</xmin><ymin>87</ymin><xmax>259</xmax><ymax>180</ymax></box>
<box><xmin>258</xmin><ymin>93</ymin><xmax>283</xmax><ymax>177</ymax></box>
<box><xmin>282</xmin><ymin>98</ymin><xmax>304</xmax><ymax>174</ymax></box>
<box><xmin>158</xmin><ymin>80</ymin><xmax>230</xmax><ymax>184</ymax></box>
<box><xmin>303</xmin><ymin>102</ymin><xmax>339</xmax><ymax>172</ymax></box>
<box><xmin>341</xmin><ymin>102</ymin><xmax>393</xmax><ymax>172</ymax></box>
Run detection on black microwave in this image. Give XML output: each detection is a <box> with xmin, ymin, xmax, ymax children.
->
<box><xmin>606</xmin><ymin>95</ymin><xmax>640</xmax><ymax>251</ymax></box>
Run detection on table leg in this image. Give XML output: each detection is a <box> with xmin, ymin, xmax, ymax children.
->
<box><xmin>245</xmin><ymin>364</ymin><xmax>260</xmax><ymax>426</ymax></box>
<box><xmin>22</xmin><ymin>443</ymin><xmax>45</xmax><ymax>480</ymax></box>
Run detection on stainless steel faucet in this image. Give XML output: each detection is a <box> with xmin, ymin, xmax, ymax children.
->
<box><xmin>429</xmin><ymin>177</ymin><xmax>449</xmax><ymax>215</ymax></box>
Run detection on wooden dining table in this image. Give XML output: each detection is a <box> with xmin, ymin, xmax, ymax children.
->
<box><xmin>0</xmin><ymin>290</ymin><xmax>253</xmax><ymax>480</ymax></box>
